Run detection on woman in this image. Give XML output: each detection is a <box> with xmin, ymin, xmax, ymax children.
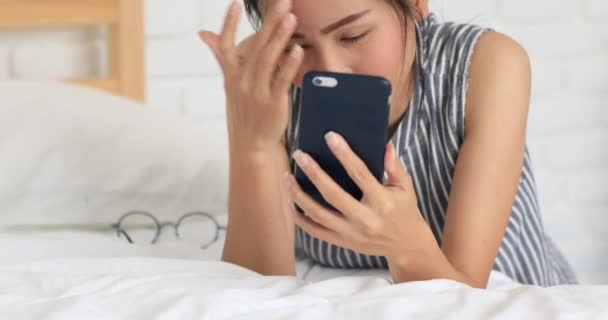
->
<box><xmin>198</xmin><ymin>0</ymin><xmax>577</xmax><ymax>288</ymax></box>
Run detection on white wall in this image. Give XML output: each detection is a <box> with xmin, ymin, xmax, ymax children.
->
<box><xmin>0</xmin><ymin>0</ymin><xmax>607</xmax><ymax>283</ymax></box>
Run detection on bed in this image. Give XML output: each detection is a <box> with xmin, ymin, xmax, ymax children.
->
<box><xmin>0</xmin><ymin>1</ymin><xmax>607</xmax><ymax>319</ymax></box>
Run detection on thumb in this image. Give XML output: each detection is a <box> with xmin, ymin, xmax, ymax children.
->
<box><xmin>384</xmin><ymin>142</ymin><xmax>410</xmax><ymax>189</ymax></box>
<box><xmin>198</xmin><ymin>30</ymin><xmax>221</xmax><ymax>60</ymax></box>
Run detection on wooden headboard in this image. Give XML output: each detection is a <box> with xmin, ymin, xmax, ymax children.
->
<box><xmin>0</xmin><ymin>0</ymin><xmax>146</xmax><ymax>102</ymax></box>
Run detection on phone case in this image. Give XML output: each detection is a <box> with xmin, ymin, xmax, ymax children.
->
<box><xmin>292</xmin><ymin>71</ymin><xmax>391</xmax><ymax>212</ymax></box>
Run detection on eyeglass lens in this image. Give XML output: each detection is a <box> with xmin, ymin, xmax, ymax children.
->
<box><xmin>176</xmin><ymin>213</ymin><xmax>218</xmax><ymax>248</ymax></box>
<box><xmin>116</xmin><ymin>212</ymin><xmax>159</xmax><ymax>244</ymax></box>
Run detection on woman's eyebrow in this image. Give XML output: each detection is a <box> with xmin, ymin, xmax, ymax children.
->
<box><xmin>292</xmin><ymin>9</ymin><xmax>371</xmax><ymax>39</ymax></box>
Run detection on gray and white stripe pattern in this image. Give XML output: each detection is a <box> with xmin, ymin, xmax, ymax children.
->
<box><xmin>288</xmin><ymin>13</ymin><xmax>577</xmax><ymax>286</ymax></box>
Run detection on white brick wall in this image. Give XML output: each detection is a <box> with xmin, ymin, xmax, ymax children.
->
<box><xmin>587</xmin><ymin>0</ymin><xmax>608</xmax><ymax>19</ymax></box>
<box><xmin>146</xmin><ymin>36</ymin><xmax>220</xmax><ymax>76</ymax></box>
<box><xmin>0</xmin><ymin>0</ymin><xmax>607</xmax><ymax>284</ymax></box>
<box><xmin>498</xmin><ymin>0</ymin><xmax>580</xmax><ymax>21</ymax></box>
<box><xmin>12</xmin><ymin>41</ymin><xmax>101</xmax><ymax>79</ymax></box>
<box><xmin>0</xmin><ymin>27</ymin><xmax>103</xmax><ymax>79</ymax></box>
<box><xmin>145</xmin><ymin>0</ymin><xmax>199</xmax><ymax>35</ymax></box>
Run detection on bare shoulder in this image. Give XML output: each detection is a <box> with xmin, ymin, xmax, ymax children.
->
<box><xmin>465</xmin><ymin>31</ymin><xmax>532</xmax><ymax>130</ymax></box>
<box><xmin>468</xmin><ymin>31</ymin><xmax>531</xmax><ymax>92</ymax></box>
<box><xmin>475</xmin><ymin>31</ymin><xmax>528</xmax><ymax>57</ymax></box>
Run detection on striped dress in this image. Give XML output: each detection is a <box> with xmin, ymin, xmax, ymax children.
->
<box><xmin>287</xmin><ymin>13</ymin><xmax>577</xmax><ymax>286</ymax></box>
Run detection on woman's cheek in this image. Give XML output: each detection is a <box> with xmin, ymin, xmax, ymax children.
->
<box><xmin>357</xmin><ymin>32</ymin><xmax>404</xmax><ymax>84</ymax></box>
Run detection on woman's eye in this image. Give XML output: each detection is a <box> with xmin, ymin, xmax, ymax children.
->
<box><xmin>342</xmin><ymin>32</ymin><xmax>369</xmax><ymax>43</ymax></box>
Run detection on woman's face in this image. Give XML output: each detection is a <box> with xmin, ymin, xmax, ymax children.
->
<box><xmin>260</xmin><ymin>0</ymin><xmax>428</xmax><ymax>125</ymax></box>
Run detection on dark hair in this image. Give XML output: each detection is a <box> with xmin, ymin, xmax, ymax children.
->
<box><xmin>243</xmin><ymin>0</ymin><xmax>422</xmax><ymax>30</ymax></box>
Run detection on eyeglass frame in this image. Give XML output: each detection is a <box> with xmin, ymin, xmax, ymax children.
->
<box><xmin>110</xmin><ymin>210</ymin><xmax>227</xmax><ymax>250</ymax></box>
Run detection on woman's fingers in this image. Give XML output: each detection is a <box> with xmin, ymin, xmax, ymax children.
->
<box><xmin>294</xmin><ymin>212</ymin><xmax>346</xmax><ymax>249</ymax></box>
<box><xmin>272</xmin><ymin>44</ymin><xmax>303</xmax><ymax>94</ymax></box>
<box><xmin>218</xmin><ymin>1</ymin><xmax>242</xmax><ymax>70</ymax></box>
<box><xmin>324</xmin><ymin>132</ymin><xmax>388</xmax><ymax>204</ymax></box>
<box><xmin>197</xmin><ymin>2</ymin><xmax>296</xmax><ymax>156</ymax></box>
<box><xmin>256</xmin><ymin>13</ymin><xmax>298</xmax><ymax>88</ymax></box>
<box><xmin>244</xmin><ymin>0</ymin><xmax>294</xmax><ymax>91</ymax></box>
<box><xmin>236</xmin><ymin>35</ymin><xmax>257</xmax><ymax>66</ymax></box>
<box><xmin>198</xmin><ymin>31</ymin><xmax>220</xmax><ymax>59</ymax></box>
<box><xmin>249</xmin><ymin>0</ymin><xmax>292</xmax><ymax>57</ymax></box>
<box><xmin>292</xmin><ymin>150</ymin><xmax>368</xmax><ymax>225</ymax></box>
<box><xmin>286</xmin><ymin>173</ymin><xmax>348</xmax><ymax>235</ymax></box>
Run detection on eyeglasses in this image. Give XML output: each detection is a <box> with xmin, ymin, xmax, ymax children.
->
<box><xmin>111</xmin><ymin>210</ymin><xmax>226</xmax><ymax>250</ymax></box>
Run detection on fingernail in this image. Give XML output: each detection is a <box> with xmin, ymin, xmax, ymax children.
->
<box><xmin>292</xmin><ymin>150</ymin><xmax>308</xmax><ymax>166</ymax></box>
<box><xmin>275</xmin><ymin>0</ymin><xmax>290</xmax><ymax>14</ymax></box>
<box><xmin>229</xmin><ymin>1</ymin><xmax>240</xmax><ymax>15</ymax></box>
<box><xmin>290</xmin><ymin>44</ymin><xmax>303</xmax><ymax>57</ymax></box>
<box><xmin>325</xmin><ymin>131</ymin><xmax>340</xmax><ymax>148</ymax></box>
<box><xmin>282</xmin><ymin>13</ymin><xmax>296</xmax><ymax>28</ymax></box>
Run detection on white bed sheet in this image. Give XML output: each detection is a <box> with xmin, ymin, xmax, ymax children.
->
<box><xmin>1</xmin><ymin>226</ymin><xmax>607</xmax><ymax>319</ymax></box>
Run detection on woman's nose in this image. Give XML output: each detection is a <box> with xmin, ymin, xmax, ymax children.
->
<box><xmin>315</xmin><ymin>50</ymin><xmax>352</xmax><ymax>74</ymax></box>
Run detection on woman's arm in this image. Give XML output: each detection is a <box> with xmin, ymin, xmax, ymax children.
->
<box><xmin>222</xmin><ymin>143</ymin><xmax>296</xmax><ymax>276</ymax></box>
<box><xmin>199</xmin><ymin>1</ymin><xmax>302</xmax><ymax>276</ymax></box>
<box><xmin>393</xmin><ymin>31</ymin><xmax>532</xmax><ymax>288</ymax></box>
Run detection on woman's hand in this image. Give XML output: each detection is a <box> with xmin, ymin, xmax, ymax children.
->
<box><xmin>198</xmin><ymin>0</ymin><xmax>303</xmax><ymax>153</ymax></box>
<box><xmin>286</xmin><ymin>132</ymin><xmax>438</xmax><ymax>264</ymax></box>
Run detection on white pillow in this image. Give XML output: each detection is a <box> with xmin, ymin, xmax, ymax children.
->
<box><xmin>0</xmin><ymin>80</ymin><xmax>229</xmax><ymax>227</ymax></box>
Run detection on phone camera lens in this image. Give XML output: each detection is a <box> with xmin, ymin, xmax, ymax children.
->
<box><xmin>313</xmin><ymin>77</ymin><xmax>323</xmax><ymax>86</ymax></box>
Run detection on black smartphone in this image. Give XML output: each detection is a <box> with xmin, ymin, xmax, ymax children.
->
<box><xmin>291</xmin><ymin>71</ymin><xmax>391</xmax><ymax>213</ymax></box>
